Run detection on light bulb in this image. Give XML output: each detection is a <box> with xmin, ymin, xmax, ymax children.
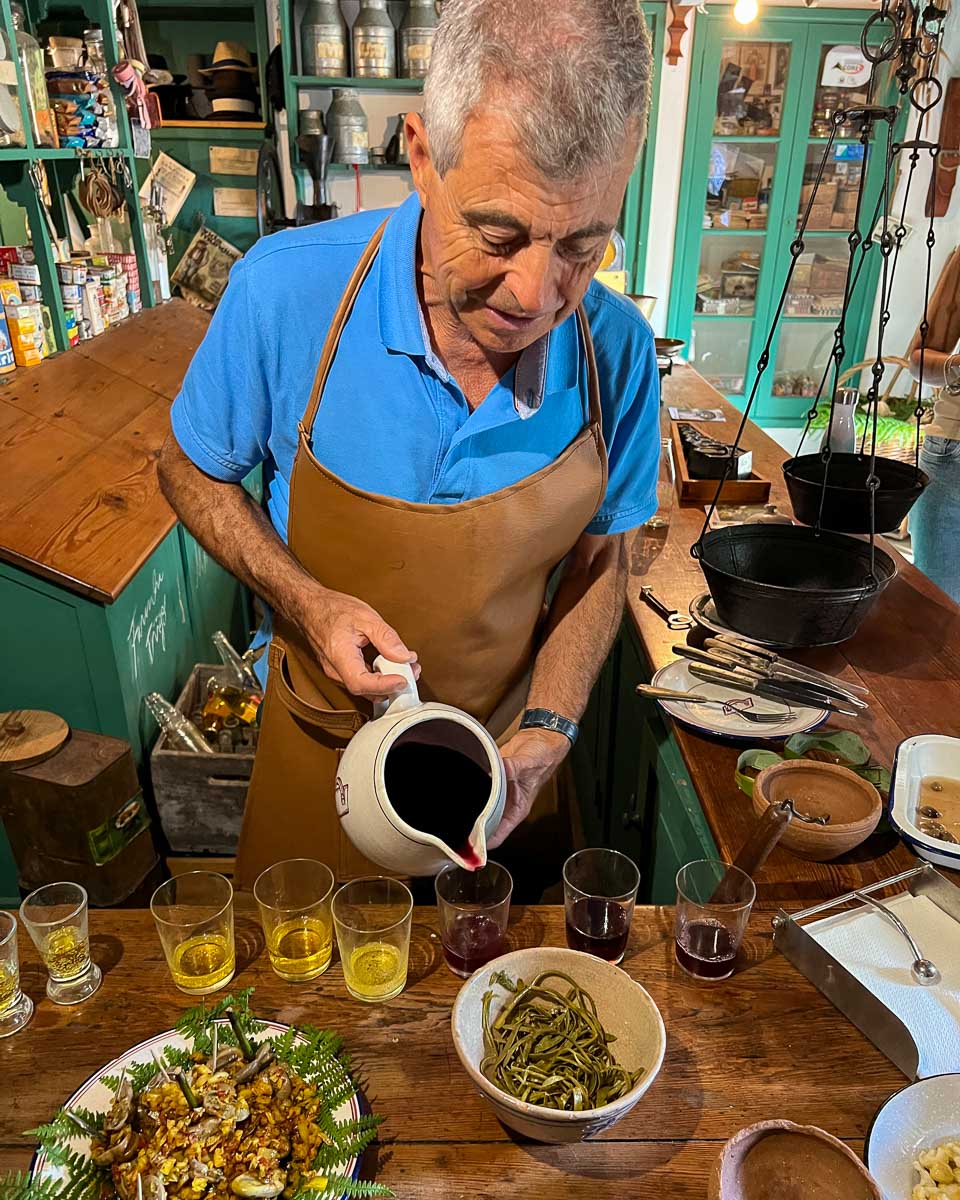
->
<box><xmin>733</xmin><ymin>0</ymin><xmax>759</xmax><ymax>23</ymax></box>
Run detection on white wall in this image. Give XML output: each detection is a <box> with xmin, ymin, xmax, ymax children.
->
<box><xmin>862</xmin><ymin>2</ymin><xmax>960</xmax><ymax>391</ymax></box>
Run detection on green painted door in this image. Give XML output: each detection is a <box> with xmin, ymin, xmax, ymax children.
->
<box><xmin>669</xmin><ymin>11</ymin><xmax>898</xmax><ymax>428</ymax></box>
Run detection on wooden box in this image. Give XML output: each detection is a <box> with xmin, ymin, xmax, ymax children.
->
<box><xmin>150</xmin><ymin>665</ymin><xmax>256</xmax><ymax>855</ymax></box>
<box><xmin>670</xmin><ymin>422</ymin><xmax>772</xmax><ymax>505</ymax></box>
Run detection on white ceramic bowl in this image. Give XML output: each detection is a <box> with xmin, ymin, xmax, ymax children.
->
<box><xmin>865</xmin><ymin>1074</ymin><xmax>960</xmax><ymax>1200</ymax></box>
<box><xmin>450</xmin><ymin>946</ymin><xmax>666</xmax><ymax>1143</ymax></box>
<box><xmin>889</xmin><ymin>734</ymin><xmax>960</xmax><ymax>870</ymax></box>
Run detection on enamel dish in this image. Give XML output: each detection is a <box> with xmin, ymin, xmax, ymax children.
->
<box><xmin>865</xmin><ymin>1074</ymin><xmax>960</xmax><ymax>1199</ymax></box>
<box><xmin>688</xmin><ymin>592</ymin><xmax>794</xmax><ymax>650</ymax></box>
<box><xmin>889</xmin><ymin>734</ymin><xmax>960</xmax><ymax>869</ymax></box>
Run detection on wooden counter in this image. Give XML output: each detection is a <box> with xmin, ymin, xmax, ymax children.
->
<box><xmin>0</xmin><ymin>904</ymin><xmax>905</xmax><ymax>1198</ymax></box>
<box><xmin>624</xmin><ymin>364</ymin><xmax>960</xmax><ymax>904</ymax></box>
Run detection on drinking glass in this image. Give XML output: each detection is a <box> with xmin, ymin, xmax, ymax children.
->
<box><xmin>646</xmin><ymin>438</ymin><xmax>676</xmax><ymax>531</ymax></box>
<box><xmin>254</xmin><ymin>859</ymin><xmax>335</xmax><ymax>982</ymax></box>
<box><xmin>0</xmin><ymin>911</ymin><xmax>33</xmax><ymax>1036</ymax></box>
<box><xmin>674</xmin><ymin>859</ymin><xmax>756</xmax><ymax>981</ymax></box>
<box><xmin>435</xmin><ymin>861</ymin><xmax>512</xmax><ymax>978</ymax></box>
<box><xmin>150</xmin><ymin>871</ymin><xmax>235</xmax><ymax>995</ymax></box>
<box><xmin>332</xmin><ymin>876</ymin><xmax>413</xmax><ymax>1002</ymax></box>
<box><xmin>563</xmin><ymin>848</ymin><xmax>640</xmax><ymax>965</ymax></box>
<box><xmin>20</xmin><ymin>882</ymin><xmax>101</xmax><ymax>1005</ymax></box>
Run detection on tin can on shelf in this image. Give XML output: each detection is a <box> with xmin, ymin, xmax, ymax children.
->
<box><xmin>353</xmin><ymin>0</ymin><xmax>396</xmax><ymax>79</ymax></box>
<box><xmin>327</xmin><ymin>87</ymin><xmax>369</xmax><ymax>164</ymax></box>
<box><xmin>300</xmin><ymin>0</ymin><xmax>349</xmax><ymax>76</ymax></box>
<box><xmin>399</xmin><ymin>0</ymin><xmax>437</xmax><ymax>78</ymax></box>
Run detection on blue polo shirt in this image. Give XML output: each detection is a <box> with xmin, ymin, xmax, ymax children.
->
<box><xmin>171</xmin><ymin>194</ymin><xmax>660</xmax><ymax>671</ymax></box>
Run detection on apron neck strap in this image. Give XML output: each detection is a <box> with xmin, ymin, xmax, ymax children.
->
<box><xmin>300</xmin><ymin>221</ymin><xmax>603</xmax><ymax>439</ymax></box>
<box><xmin>300</xmin><ymin>220</ymin><xmax>388</xmax><ymax>439</ymax></box>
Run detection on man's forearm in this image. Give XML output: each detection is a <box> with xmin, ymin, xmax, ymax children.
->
<box><xmin>526</xmin><ymin>533</ymin><xmax>627</xmax><ymax>724</ymax></box>
<box><xmin>157</xmin><ymin>435</ymin><xmax>316</xmax><ymax>629</ymax></box>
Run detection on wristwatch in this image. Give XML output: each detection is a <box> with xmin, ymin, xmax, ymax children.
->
<box><xmin>519</xmin><ymin>708</ymin><xmax>579</xmax><ymax>746</ymax></box>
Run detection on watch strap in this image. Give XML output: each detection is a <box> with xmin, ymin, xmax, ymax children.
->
<box><xmin>519</xmin><ymin>708</ymin><xmax>579</xmax><ymax>745</ymax></box>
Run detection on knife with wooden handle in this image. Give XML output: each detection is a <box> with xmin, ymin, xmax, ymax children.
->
<box><xmin>688</xmin><ymin>662</ymin><xmax>862</xmax><ymax>718</ymax></box>
<box><xmin>706</xmin><ymin>636</ymin><xmax>869</xmax><ymax>701</ymax></box>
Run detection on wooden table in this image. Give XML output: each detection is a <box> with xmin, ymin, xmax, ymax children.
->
<box><xmin>0</xmin><ymin>905</ymin><xmax>905</xmax><ymax>1197</ymax></box>
<box><xmin>625</xmin><ymin>365</ymin><xmax>960</xmax><ymax>904</ymax></box>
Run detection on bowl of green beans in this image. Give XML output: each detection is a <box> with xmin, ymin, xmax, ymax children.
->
<box><xmin>451</xmin><ymin>946</ymin><xmax>666</xmax><ymax>1142</ymax></box>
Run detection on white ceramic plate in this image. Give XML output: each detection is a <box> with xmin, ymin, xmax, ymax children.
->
<box><xmin>649</xmin><ymin>659</ymin><xmax>828</xmax><ymax>741</ymax></box>
<box><xmin>31</xmin><ymin>1020</ymin><xmax>362</xmax><ymax>1196</ymax></box>
<box><xmin>889</xmin><ymin>734</ymin><xmax>960</xmax><ymax>870</ymax></box>
<box><xmin>688</xmin><ymin>592</ymin><xmax>794</xmax><ymax>650</ymax></box>
<box><xmin>865</xmin><ymin>1073</ymin><xmax>960</xmax><ymax>1200</ymax></box>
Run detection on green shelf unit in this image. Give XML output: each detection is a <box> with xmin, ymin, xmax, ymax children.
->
<box><xmin>291</xmin><ymin>74</ymin><xmax>423</xmax><ymax>90</ymax></box>
<box><xmin>668</xmin><ymin>8</ymin><xmax>906</xmax><ymax>427</ymax></box>
<box><xmin>151</xmin><ymin>123</ymin><xmax>266</xmax><ymax>141</ymax></box>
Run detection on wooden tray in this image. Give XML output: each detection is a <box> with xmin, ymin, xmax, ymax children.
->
<box><xmin>671</xmin><ymin>421</ymin><xmax>772</xmax><ymax>504</ymax></box>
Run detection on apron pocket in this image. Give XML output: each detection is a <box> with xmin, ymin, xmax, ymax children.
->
<box><xmin>269</xmin><ymin>637</ymin><xmax>366</xmax><ymax>738</ymax></box>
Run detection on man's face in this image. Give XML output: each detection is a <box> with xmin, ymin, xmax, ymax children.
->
<box><xmin>409</xmin><ymin>107</ymin><xmax>638</xmax><ymax>354</ymax></box>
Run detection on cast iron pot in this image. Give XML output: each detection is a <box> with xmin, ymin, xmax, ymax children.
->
<box><xmin>692</xmin><ymin>523</ymin><xmax>897</xmax><ymax>647</ymax></box>
<box><xmin>783</xmin><ymin>453</ymin><xmax>928</xmax><ymax>534</ymax></box>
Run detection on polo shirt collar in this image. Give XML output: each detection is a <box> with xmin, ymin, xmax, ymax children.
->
<box><xmin>375</xmin><ymin>192</ymin><xmax>580</xmax><ymax>406</ymax></box>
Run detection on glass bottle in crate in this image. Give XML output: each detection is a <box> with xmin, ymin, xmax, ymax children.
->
<box><xmin>353</xmin><ymin>0</ymin><xmax>396</xmax><ymax>79</ymax></box>
<box><xmin>10</xmin><ymin>3</ymin><xmax>57</xmax><ymax>147</ymax></box>
<box><xmin>0</xmin><ymin>23</ymin><xmax>24</xmax><ymax>147</ymax></box>
<box><xmin>300</xmin><ymin>0</ymin><xmax>348</xmax><ymax>77</ymax></box>
<box><xmin>399</xmin><ymin>0</ymin><xmax>437</xmax><ymax>78</ymax></box>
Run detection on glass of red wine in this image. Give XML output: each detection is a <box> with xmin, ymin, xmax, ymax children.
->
<box><xmin>562</xmin><ymin>848</ymin><xmax>640</xmax><ymax>965</ymax></box>
<box><xmin>674</xmin><ymin>859</ymin><xmax>756</xmax><ymax>982</ymax></box>
<box><xmin>435</xmin><ymin>861</ymin><xmax>513</xmax><ymax>978</ymax></box>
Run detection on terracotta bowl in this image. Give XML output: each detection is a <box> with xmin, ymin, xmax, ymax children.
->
<box><xmin>752</xmin><ymin>759</ymin><xmax>882</xmax><ymax>861</ymax></box>
<box><xmin>709</xmin><ymin>1119</ymin><xmax>882</xmax><ymax>1200</ymax></box>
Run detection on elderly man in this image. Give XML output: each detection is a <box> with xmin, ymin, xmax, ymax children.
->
<box><xmin>158</xmin><ymin>0</ymin><xmax>659</xmax><ymax>887</ymax></box>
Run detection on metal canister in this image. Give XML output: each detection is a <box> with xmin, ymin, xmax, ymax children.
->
<box><xmin>352</xmin><ymin>0</ymin><xmax>396</xmax><ymax>79</ymax></box>
<box><xmin>300</xmin><ymin>0</ymin><xmax>348</xmax><ymax>77</ymax></box>
<box><xmin>399</xmin><ymin>0</ymin><xmax>437</xmax><ymax>78</ymax></box>
<box><xmin>327</xmin><ymin>87</ymin><xmax>369</xmax><ymax>164</ymax></box>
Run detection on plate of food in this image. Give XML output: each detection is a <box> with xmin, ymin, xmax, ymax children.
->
<box><xmin>648</xmin><ymin>659</ymin><xmax>828</xmax><ymax>741</ymax></box>
<box><xmin>864</xmin><ymin>1073</ymin><xmax>960</xmax><ymax>1199</ymax></box>
<box><xmin>21</xmin><ymin>991</ymin><xmax>389</xmax><ymax>1200</ymax></box>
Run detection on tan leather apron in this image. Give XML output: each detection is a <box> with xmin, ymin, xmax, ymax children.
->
<box><xmin>235</xmin><ymin>223</ymin><xmax>608</xmax><ymax>889</ymax></box>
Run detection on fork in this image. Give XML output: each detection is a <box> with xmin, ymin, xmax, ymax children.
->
<box><xmin>636</xmin><ymin>684</ymin><xmax>790</xmax><ymax>723</ymax></box>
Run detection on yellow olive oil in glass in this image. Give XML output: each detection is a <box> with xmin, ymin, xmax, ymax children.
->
<box><xmin>343</xmin><ymin>941</ymin><xmax>407</xmax><ymax>1001</ymax></box>
<box><xmin>0</xmin><ymin>962</ymin><xmax>18</xmax><ymax>1014</ymax></box>
<box><xmin>20</xmin><ymin>882</ymin><xmax>101</xmax><ymax>1006</ymax></box>
<box><xmin>41</xmin><ymin>926</ymin><xmax>90</xmax><ymax>979</ymax></box>
<box><xmin>170</xmin><ymin>931</ymin><xmax>235</xmax><ymax>993</ymax></box>
<box><xmin>267</xmin><ymin>915</ymin><xmax>332</xmax><ymax>981</ymax></box>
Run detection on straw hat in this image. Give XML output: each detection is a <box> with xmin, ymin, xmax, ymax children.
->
<box><xmin>200</xmin><ymin>41</ymin><xmax>257</xmax><ymax>74</ymax></box>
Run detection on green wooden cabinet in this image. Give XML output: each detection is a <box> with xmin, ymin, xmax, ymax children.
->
<box><xmin>572</xmin><ymin>621</ymin><xmax>718</xmax><ymax>905</ymax></box>
<box><xmin>668</xmin><ymin>11</ymin><xmax>901</xmax><ymax>428</ymax></box>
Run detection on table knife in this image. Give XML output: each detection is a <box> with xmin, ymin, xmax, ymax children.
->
<box><xmin>706</xmin><ymin>635</ymin><xmax>870</xmax><ymax>700</ymax></box>
<box><xmin>688</xmin><ymin>662</ymin><xmax>862</xmax><ymax>718</ymax></box>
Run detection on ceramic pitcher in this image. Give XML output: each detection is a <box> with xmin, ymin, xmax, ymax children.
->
<box><xmin>335</xmin><ymin>657</ymin><xmax>507</xmax><ymax>875</ymax></box>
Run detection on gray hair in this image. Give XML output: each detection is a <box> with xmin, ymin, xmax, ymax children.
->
<box><xmin>424</xmin><ymin>0</ymin><xmax>652</xmax><ymax>180</ymax></box>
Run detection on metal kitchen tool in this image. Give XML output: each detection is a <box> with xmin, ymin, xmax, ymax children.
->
<box><xmin>639</xmin><ymin>586</ymin><xmax>694</xmax><ymax>631</ymax></box>
<box><xmin>635</xmin><ymin>684</ymin><xmax>789</xmax><ymax>724</ymax></box>
<box><xmin>697</xmin><ymin>640</ymin><xmax>869</xmax><ymax>709</ymax></box>
<box><xmin>688</xmin><ymin>662</ymin><xmax>861</xmax><ymax>718</ymax></box>
<box><xmin>853</xmin><ymin>891</ymin><xmax>941</xmax><ymax>986</ymax></box>
<box><xmin>709</xmin><ymin>634</ymin><xmax>869</xmax><ymax>697</ymax></box>
<box><xmin>773</xmin><ymin>864</ymin><xmax>960</xmax><ymax>1079</ymax></box>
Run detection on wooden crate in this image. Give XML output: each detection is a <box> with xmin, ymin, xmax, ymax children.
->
<box><xmin>150</xmin><ymin>665</ymin><xmax>255</xmax><ymax>855</ymax></box>
<box><xmin>671</xmin><ymin>421</ymin><xmax>772</xmax><ymax>505</ymax></box>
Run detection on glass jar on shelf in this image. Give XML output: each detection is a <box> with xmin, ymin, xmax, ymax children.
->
<box><xmin>0</xmin><ymin>21</ymin><xmax>24</xmax><ymax>147</ymax></box>
<box><xmin>10</xmin><ymin>2</ymin><xmax>57</xmax><ymax>146</ymax></box>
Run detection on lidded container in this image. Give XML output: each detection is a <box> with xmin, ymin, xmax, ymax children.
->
<box><xmin>300</xmin><ymin>0</ymin><xmax>348</xmax><ymax>77</ymax></box>
<box><xmin>10</xmin><ymin>2</ymin><xmax>57</xmax><ymax>146</ymax></box>
<box><xmin>0</xmin><ymin>20</ymin><xmax>24</xmax><ymax>147</ymax></box>
<box><xmin>399</xmin><ymin>0</ymin><xmax>437</xmax><ymax>78</ymax></box>
<box><xmin>327</xmin><ymin>86</ymin><xmax>368</xmax><ymax>164</ymax></box>
<box><xmin>353</xmin><ymin>0</ymin><xmax>396</xmax><ymax>79</ymax></box>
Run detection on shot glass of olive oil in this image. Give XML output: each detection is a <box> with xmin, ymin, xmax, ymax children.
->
<box><xmin>332</xmin><ymin>877</ymin><xmax>413</xmax><ymax>1003</ymax></box>
<box><xmin>20</xmin><ymin>882</ymin><xmax>102</xmax><ymax>1006</ymax></box>
<box><xmin>254</xmin><ymin>859</ymin><xmax>334</xmax><ymax>982</ymax></box>
<box><xmin>0</xmin><ymin>911</ymin><xmax>33</xmax><ymax>1036</ymax></box>
<box><xmin>150</xmin><ymin>871</ymin><xmax>235</xmax><ymax>995</ymax></box>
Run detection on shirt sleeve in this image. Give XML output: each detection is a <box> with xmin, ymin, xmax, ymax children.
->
<box><xmin>169</xmin><ymin>258</ymin><xmax>271</xmax><ymax>483</ymax></box>
<box><xmin>585</xmin><ymin>321</ymin><xmax>661</xmax><ymax>536</ymax></box>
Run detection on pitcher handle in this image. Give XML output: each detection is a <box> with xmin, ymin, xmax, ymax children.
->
<box><xmin>373</xmin><ymin>656</ymin><xmax>421</xmax><ymax>715</ymax></box>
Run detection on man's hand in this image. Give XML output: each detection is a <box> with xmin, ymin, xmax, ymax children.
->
<box><xmin>295</xmin><ymin>582</ymin><xmax>421</xmax><ymax>701</ymax></box>
<box><xmin>488</xmin><ymin>728</ymin><xmax>570</xmax><ymax>849</ymax></box>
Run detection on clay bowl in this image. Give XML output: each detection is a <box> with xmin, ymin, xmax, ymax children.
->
<box><xmin>709</xmin><ymin>1119</ymin><xmax>882</xmax><ymax>1199</ymax></box>
<box><xmin>753</xmin><ymin>759</ymin><xmax>882</xmax><ymax>861</ymax></box>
